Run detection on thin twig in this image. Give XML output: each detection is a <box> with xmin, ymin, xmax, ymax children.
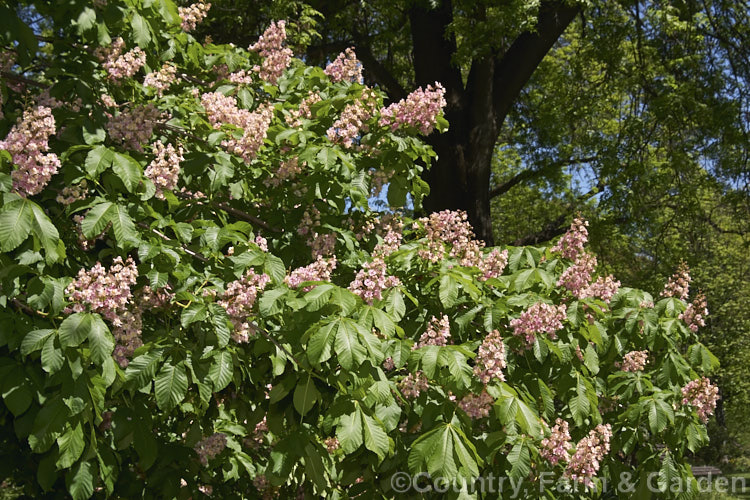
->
<box><xmin>136</xmin><ymin>222</ymin><xmax>210</xmax><ymax>262</ymax></box>
<box><xmin>0</xmin><ymin>71</ymin><xmax>48</xmax><ymax>89</ymax></box>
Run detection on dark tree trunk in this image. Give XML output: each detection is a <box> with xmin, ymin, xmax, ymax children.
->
<box><xmin>408</xmin><ymin>0</ymin><xmax>580</xmax><ymax>245</ymax></box>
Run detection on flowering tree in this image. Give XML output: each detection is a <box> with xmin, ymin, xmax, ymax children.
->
<box><xmin>0</xmin><ymin>1</ymin><xmax>720</xmax><ymax>498</ymax></box>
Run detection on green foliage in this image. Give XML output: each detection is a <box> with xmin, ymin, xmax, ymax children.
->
<box><xmin>0</xmin><ymin>0</ymin><xmax>723</xmax><ymax>498</ymax></box>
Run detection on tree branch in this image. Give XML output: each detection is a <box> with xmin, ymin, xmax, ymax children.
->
<box><xmin>492</xmin><ymin>1</ymin><xmax>580</xmax><ymax>124</ymax></box>
<box><xmin>490</xmin><ymin>156</ymin><xmax>598</xmax><ymax>199</ymax></box>
<box><xmin>353</xmin><ymin>41</ymin><xmax>407</xmax><ymax>101</ymax></box>
<box><xmin>1</xmin><ymin>71</ymin><xmax>47</xmax><ymax>88</ymax></box>
<box><xmin>214</xmin><ymin>202</ymin><xmax>281</xmax><ymax>233</ymax></box>
<box><xmin>136</xmin><ymin>222</ymin><xmax>210</xmax><ymax>262</ymax></box>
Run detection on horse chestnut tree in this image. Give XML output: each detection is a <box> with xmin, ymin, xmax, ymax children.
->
<box><xmin>0</xmin><ymin>1</ymin><xmax>719</xmax><ymax>498</ymax></box>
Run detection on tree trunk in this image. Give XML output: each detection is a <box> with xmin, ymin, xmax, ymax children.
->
<box><xmin>409</xmin><ymin>0</ymin><xmax>580</xmax><ymax>246</ymax></box>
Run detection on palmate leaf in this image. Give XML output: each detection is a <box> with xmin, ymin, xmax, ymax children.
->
<box><xmin>408</xmin><ymin>423</ymin><xmax>481</xmax><ymax>480</ymax></box>
<box><xmin>208</xmin><ymin>351</ymin><xmax>233</xmax><ymax>391</ymax></box>
<box><xmin>293</xmin><ymin>374</ymin><xmax>320</xmax><ymax>416</ymax></box>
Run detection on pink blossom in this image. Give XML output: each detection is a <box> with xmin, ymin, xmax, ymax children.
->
<box><xmin>327</xmin><ymin>88</ymin><xmax>378</xmax><ymax>148</ymax></box>
<box><xmin>1</xmin><ymin>105</ymin><xmax>60</xmax><ymax>196</ymax></box>
<box><xmin>106</xmin><ymin>103</ymin><xmax>164</xmax><ymax>152</ymax></box>
<box><xmin>325</xmin><ymin>47</ymin><xmax>362</xmax><ymax>83</ymax></box>
<box><xmin>679</xmin><ymin>293</ymin><xmax>708</xmax><ymax>332</ymax></box>
<box><xmin>373</xmin><ymin>225</ymin><xmax>403</xmax><ymax>258</ymax></box>
<box><xmin>216</xmin><ymin>270</ymin><xmax>270</xmax><ymax>342</ymax></box>
<box><xmin>474</xmin><ymin>329</ymin><xmax>507</xmax><ymax>384</ymax></box>
<box><xmin>264</xmin><ymin>157</ymin><xmax>303</xmax><ymax>187</ymax></box>
<box><xmin>551</xmin><ymin>217</ymin><xmax>589</xmax><ymax>260</ymax></box>
<box><xmin>379</xmin><ymin>83</ymin><xmax>446</xmax><ymax>135</ymax></box>
<box><xmin>201</xmin><ymin>92</ymin><xmax>274</xmax><ymax>162</ymax></box>
<box><xmin>98</xmin><ymin>38</ymin><xmax>146</xmax><ymax>81</ymax></box>
<box><xmin>228</xmin><ymin>70</ymin><xmax>253</xmax><ymax>84</ymax></box>
<box><xmin>194</xmin><ymin>433</ymin><xmax>226</xmax><ymax>465</ymax></box>
<box><xmin>415</xmin><ymin>315</ymin><xmax>451</xmax><ymax>348</ymax></box>
<box><xmin>458</xmin><ymin>390</ymin><xmax>494</xmax><ymax>419</ymax></box>
<box><xmin>541</xmin><ymin>419</ymin><xmax>572</xmax><ymax>465</ymax></box>
<box><xmin>143</xmin><ymin>63</ymin><xmax>177</xmax><ymax>96</ymax></box>
<box><xmin>478</xmin><ymin>248</ymin><xmax>508</xmax><ymax>281</ymax></box>
<box><xmin>619</xmin><ymin>350</ymin><xmax>648</xmax><ymax>372</ymax></box>
<box><xmin>324</xmin><ymin>437</ymin><xmax>340</xmax><ymax>453</ymax></box>
<box><xmin>398</xmin><ymin>371</ymin><xmax>429</xmax><ymax>399</ymax></box>
<box><xmin>580</xmin><ymin>275</ymin><xmax>621</xmax><ymax>303</ymax></box>
<box><xmin>681</xmin><ymin>377</ymin><xmax>719</xmax><ymax>423</ymax></box>
<box><xmin>284</xmin><ymin>256</ymin><xmax>337</xmax><ymax>291</ymax></box>
<box><xmin>510</xmin><ymin>302</ymin><xmax>567</xmax><ymax>348</ymax></box>
<box><xmin>348</xmin><ymin>256</ymin><xmax>401</xmax><ymax>304</ymax></box>
<box><xmin>285</xmin><ymin>92</ymin><xmax>322</xmax><ymax>127</ymax></box>
<box><xmin>179</xmin><ymin>1</ymin><xmax>211</xmax><ymax>32</ymax></box>
<box><xmin>56</xmin><ymin>181</ymin><xmax>88</xmax><ymax>205</ymax></box>
<box><xmin>255</xmin><ymin>235</ymin><xmax>268</xmax><ymax>252</ymax></box>
<box><xmin>249</xmin><ymin>20</ymin><xmax>293</xmax><ymax>84</ymax></box>
<box><xmin>564</xmin><ymin>424</ymin><xmax>612</xmax><ymax>488</ymax></box>
<box><xmin>557</xmin><ymin>252</ymin><xmax>597</xmax><ymax>296</ymax></box>
<box><xmin>244</xmin><ymin>417</ymin><xmax>268</xmax><ymax>450</ymax></box>
<box><xmin>145</xmin><ymin>141</ymin><xmax>183</xmax><ymax>199</ymax></box>
<box><xmin>662</xmin><ymin>262</ymin><xmax>691</xmax><ymax>300</ymax></box>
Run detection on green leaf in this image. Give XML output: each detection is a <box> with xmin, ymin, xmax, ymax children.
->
<box><xmin>125</xmin><ymin>349</ymin><xmax>164</xmax><ymax>388</ymax></box>
<box><xmin>154</xmin><ymin>361</ymin><xmax>188</xmax><ymax>411</ymax></box>
<box><xmin>87</xmin><ymin>315</ymin><xmax>114</xmax><ymax>365</ymax></box>
<box><xmin>41</xmin><ymin>336</ymin><xmax>64</xmax><ymax>374</ymax></box>
<box><xmin>658</xmin><ymin>452</ymin><xmax>679</xmax><ymax>492</ymax></box>
<box><xmin>208</xmin><ymin>351</ymin><xmax>233</xmax><ymax>391</ymax></box>
<box><xmin>30</xmin><ymin>202</ymin><xmax>63</xmax><ymax>263</ymax></box>
<box><xmin>361</xmin><ymin>409</ymin><xmax>389</xmax><ymax>461</ymax></box>
<box><xmin>84</xmin><ymin>146</ymin><xmax>114</xmax><ymax>177</ymax></box>
<box><xmin>209</xmin><ymin>303</ymin><xmax>231</xmax><ymax>346</ymax></box>
<box><xmin>293</xmin><ymin>375</ymin><xmax>320</xmax><ymax>416</ymax></box>
<box><xmin>111</xmin><ymin>204</ymin><xmax>138</xmax><ymax>245</ymax></box>
<box><xmin>307</xmin><ymin>320</ymin><xmax>338</xmax><ymax>364</ymax></box>
<box><xmin>439</xmin><ymin>274</ymin><xmax>459</xmax><ymax>308</ymax></box>
<box><xmin>112</xmin><ymin>153</ymin><xmax>142</xmax><ymax>192</ymax></box>
<box><xmin>59</xmin><ymin>313</ymin><xmax>93</xmax><ymax>348</ymax></box>
<box><xmin>570</xmin><ymin>376</ymin><xmax>591</xmax><ymax>425</ymax></box>
<box><xmin>181</xmin><ymin>302</ymin><xmax>207</xmax><ymax>327</ymax></box>
<box><xmin>57</xmin><ymin>423</ymin><xmax>85</xmax><ymax>469</ymax></box>
<box><xmin>80</xmin><ymin>202</ymin><xmax>114</xmax><ymax>239</ymax></box>
<box><xmin>29</xmin><ymin>396</ymin><xmax>68</xmax><ymax>453</ymax></box>
<box><xmin>508</xmin><ymin>441</ymin><xmax>531</xmax><ymax>480</ymax></box>
<box><xmin>21</xmin><ymin>329</ymin><xmax>55</xmax><ymax>355</ymax></box>
<box><xmin>337</xmin><ymin>409</ymin><xmax>363</xmax><ymax>454</ymax></box>
<box><xmin>0</xmin><ymin>198</ymin><xmax>33</xmax><ymax>251</ymax></box>
<box><xmin>131</xmin><ymin>13</ymin><xmax>151</xmax><ymax>46</ymax></box>
<box><xmin>335</xmin><ymin>320</ymin><xmax>367</xmax><ymax>369</ymax></box>
<box><xmin>66</xmin><ymin>460</ymin><xmax>94</xmax><ymax>500</ymax></box>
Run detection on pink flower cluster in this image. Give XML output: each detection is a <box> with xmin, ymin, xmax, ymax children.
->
<box><xmin>398</xmin><ymin>371</ymin><xmax>429</xmax><ymax>399</ymax></box>
<box><xmin>285</xmin><ymin>92</ymin><xmax>321</xmax><ymax>127</ymax></box>
<box><xmin>541</xmin><ymin>419</ymin><xmax>572</xmax><ymax>465</ymax></box>
<box><xmin>415</xmin><ymin>315</ymin><xmax>451</xmax><ymax>348</ymax></box>
<box><xmin>551</xmin><ymin>217</ymin><xmax>589</xmax><ymax>260</ymax></box>
<box><xmin>474</xmin><ymin>329</ymin><xmax>507</xmax><ymax>384</ymax></box>
<box><xmin>416</xmin><ymin>210</ymin><xmax>476</xmax><ymax>262</ymax></box>
<box><xmin>65</xmin><ymin>256</ymin><xmax>138</xmax><ymax>323</ymax></box>
<box><xmin>564</xmin><ymin>424</ymin><xmax>612</xmax><ymax>488</ymax></box>
<box><xmin>681</xmin><ymin>377</ymin><xmax>719</xmax><ymax>423</ymax></box>
<box><xmin>264</xmin><ymin>157</ymin><xmax>303</xmax><ymax>187</ymax></box>
<box><xmin>373</xmin><ymin>226</ymin><xmax>403</xmax><ymax>258</ymax></box>
<box><xmin>619</xmin><ymin>350</ymin><xmax>648</xmax><ymax>372</ymax></box>
<box><xmin>228</xmin><ymin>70</ymin><xmax>253</xmax><ymax>84</ymax></box>
<box><xmin>510</xmin><ymin>302</ymin><xmax>567</xmax><ymax>348</ymax></box>
<box><xmin>325</xmin><ymin>48</ymin><xmax>362</xmax><ymax>83</ymax></box>
<box><xmin>458</xmin><ymin>390</ymin><xmax>494</xmax><ymax>419</ymax></box>
<box><xmin>249</xmin><ymin>21</ymin><xmax>293</xmax><ymax>85</ymax></box>
<box><xmin>284</xmin><ymin>256</ymin><xmax>337</xmax><ymax>291</ymax></box>
<box><xmin>379</xmin><ymin>83</ymin><xmax>446</xmax><ymax>135</ymax></box>
<box><xmin>348</xmin><ymin>256</ymin><xmax>401</xmax><ymax>304</ymax></box>
<box><xmin>194</xmin><ymin>432</ymin><xmax>226</xmax><ymax>466</ymax></box>
<box><xmin>145</xmin><ymin>140</ymin><xmax>184</xmax><ymax>199</ymax></box>
<box><xmin>1</xmin><ymin>105</ymin><xmax>60</xmax><ymax>197</ymax></box>
<box><xmin>479</xmin><ymin>248</ymin><xmax>509</xmax><ymax>281</ymax></box>
<box><xmin>679</xmin><ymin>293</ymin><xmax>708</xmax><ymax>332</ymax></box>
<box><xmin>557</xmin><ymin>252</ymin><xmax>620</xmax><ymax>303</ymax></box>
<box><xmin>56</xmin><ymin>181</ymin><xmax>88</xmax><ymax>205</ymax></box>
<box><xmin>65</xmin><ymin>257</ymin><xmax>142</xmax><ymax>366</ymax></box>
<box><xmin>327</xmin><ymin>88</ymin><xmax>378</xmax><ymax>148</ymax></box>
<box><xmin>201</xmin><ymin>92</ymin><xmax>274</xmax><ymax>162</ymax></box>
<box><xmin>143</xmin><ymin>63</ymin><xmax>177</xmax><ymax>96</ymax></box>
<box><xmin>216</xmin><ymin>269</ymin><xmax>271</xmax><ymax>343</ymax></box>
<box><xmin>98</xmin><ymin>38</ymin><xmax>146</xmax><ymax>81</ymax></box>
<box><xmin>179</xmin><ymin>1</ymin><xmax>211</xmax><ymax>32</ymax></box>
<box><xmin>324</xmin><ymin>437</ymin><xmax>340</xmax><ymax>453</ymax></box>
<box><xmin>662</xmin><ymin>262</ymin><xmax>691</xmax><ymax>300</ymax></box>
<box><xmin>106</xmin><ymin>103</ymin><xmax>163</xmax><ymax>152</ymax></box>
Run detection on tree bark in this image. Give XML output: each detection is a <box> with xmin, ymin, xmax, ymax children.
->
<box><xmin>409</xmin><ymin>0</ymin><xmax>580</xmax><ymax>245</ymax></box>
